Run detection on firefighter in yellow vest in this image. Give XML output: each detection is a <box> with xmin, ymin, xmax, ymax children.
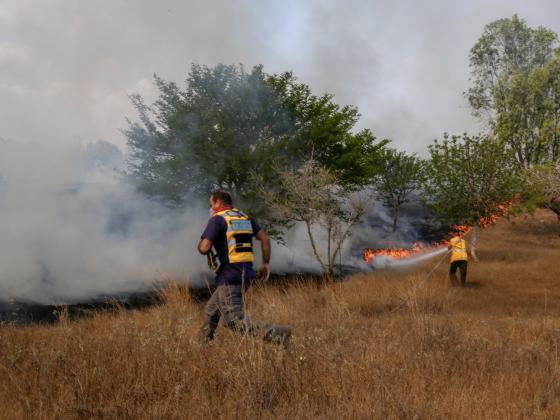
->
<box><xmin>447</xmin><ymin>231</ymin><xmax>468</xmax><ymax>287</ymax></box>
<box><xmin>196</xmin><ymin>190</ymin><xmax>291</xmax><ymax>345</ymax></box>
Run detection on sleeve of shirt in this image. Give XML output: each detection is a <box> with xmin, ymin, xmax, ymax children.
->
<box><xmin>251</xmin><ymin>218</ymin><xmax>261</xmax><ymax>236</ymax></box>
<box><xmin>201</xmin><ymin>216</ymin><xmax>226</xmax><ymax>243</ymax></box>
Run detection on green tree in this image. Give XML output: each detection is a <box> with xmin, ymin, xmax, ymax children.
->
<box><xmin>523</xmin><ymin>162</ymin><xmax>560</xmax><ymax>220</ymax></box>
<box><xmin>424</xmin><ymin>133</ymin><xmax>519</xmax><ymax>224</ymax></box>
<box><xmin>125</xmin><ymin>64</ymin><xmax>387</xmax><ymax>211</ymax></box>
<box><xmin>267</xmin><ymin>71</ymin><xmax>388</xmax><ymax>186</ymax></box>
<box><xmin>467</xmin><ymin>15</ymin><xmax>560</xmax><ymax>166</ymax></box>
<box><xmin>492</xmin><ymin>48</ymin><xmax>560</xmax><ymax>166</ymax></box>
<box><xmin>373</xmin><ymin>149</ymin><xmax>424</xmax><ymax>232</ymax></box>
<box><xmin>125</xmin><ymin>64</ymin><xmax>292</xmax><ymax>203</ymax></box>
<box><xmin>423</xmin><ymin>134</ymin><xmax>521</xmax><ymax>259</ymax></box>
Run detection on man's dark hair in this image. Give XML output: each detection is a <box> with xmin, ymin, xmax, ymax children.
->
<box><xmin>211</xmin><ymin>189</ymin><xmax>233</xmax><ymax>205</ymax></box>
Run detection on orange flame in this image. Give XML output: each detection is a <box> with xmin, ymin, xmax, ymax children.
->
<box><xmin>362</xmin><ymin>201</ymin><xmax>512</xmax><ymax>264</ymax></box>
<box><xmin>362</xmin><ymin>241</ymin><xmax>443</xmax><ymax>264</ymax></box>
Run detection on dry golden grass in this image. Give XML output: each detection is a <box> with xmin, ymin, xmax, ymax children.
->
<box><xmin>1</xmin><ymin>210</ymin><xmax>560</xmax><ymax>419</ymax></box>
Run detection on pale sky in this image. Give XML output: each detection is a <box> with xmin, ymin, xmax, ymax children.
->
<box><xmin>2</xmin><ymin>0</ymin><xmax>560</xmax><ymax>154</ymax></box>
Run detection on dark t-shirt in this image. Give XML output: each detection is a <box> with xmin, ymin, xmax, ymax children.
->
<box><xmin>201</xmin><ymin>213</ymin><xmax>261</xmax><ymax>285</ymax></box>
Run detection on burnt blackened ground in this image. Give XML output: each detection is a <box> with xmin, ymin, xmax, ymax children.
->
<box><xmin>0</xmin><ymin>271</ymin><xmax>357</xmax><ymax>325</ymax></box>
<box><xmin>0</xmin><ymin>289</ymin><xmax>164</xmax><ymax>325</ymax></box>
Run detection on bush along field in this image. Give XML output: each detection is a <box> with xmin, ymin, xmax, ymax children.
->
<box><xmin>0</xmin><ymin>210</ymin><xmax>559</xmax><ymax>419</ymax></box>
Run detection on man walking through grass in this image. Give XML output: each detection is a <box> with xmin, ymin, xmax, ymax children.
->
<box><xmin>196</xmin><ymin>190</ymin><xmax>291</xmax><ymax>345</ymax></box>
<box><xmin>448</xmin><ymin>231</ymin><xmax>468</xmax><ymax>287</ymax></box>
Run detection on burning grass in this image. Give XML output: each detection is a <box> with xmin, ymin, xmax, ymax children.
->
<box><xmin>362</xmin><ymin>201</ymin><xmax>512</xmax><ymax>264</ymax></box>
<box><xmin>0</xmin><ymin>210</ymin><xmax>559</xmax><ymax>418</ymax></box>
<box><xmin>362</xmin><ymin>241</ymin><xmax>445</xmax><ymax>263</ymax></box>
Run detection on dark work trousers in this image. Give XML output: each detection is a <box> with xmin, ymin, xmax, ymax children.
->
<box><xmin>449</xmin><ymin>260</ymin><xmax>468</xmax><ymax>287</ymax></box>
<box><xmin>197</xmin><ymin>283</ymin><xmax>291</xmax><ymax>344</ymax></box>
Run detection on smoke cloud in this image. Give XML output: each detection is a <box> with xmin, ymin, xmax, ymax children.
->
<box><xmin>2</xmin><ymin>1</ymin><xmax>560</xmax><ymax>152</ymax></box>
<box><xmin>2</xmin><ymin>1</ymin><xmax>558</xmax><ymax>302</ymax></box>
<box><xmin>0</xmin><ymin>136</ymin><xmax>457</xmax><ymax>303</ymax></box>
<box><xmin>0</xmin><ymin>138</ymin><xmax>342</xmax><ymax>303</ymax></box>
<box><xmin>0</xmin><ymin>137</ymin><xmax>429</xmax><ymax>303</ymax></box>
<box><xmin>0</xmin><ymin>139</ymin><xmax>213</xmax><ymax>303</ymax></box>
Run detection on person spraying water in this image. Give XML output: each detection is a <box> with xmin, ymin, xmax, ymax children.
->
<box><xmin>447</xmin><ymin>231</ymin><xmax>469</xmax><ymax>287</ymax></box>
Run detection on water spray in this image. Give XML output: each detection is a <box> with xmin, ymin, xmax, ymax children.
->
<box><xmin>369</xmin><ymin>247</ymin><xmax>448</xmax><ymax>269</ymax></box>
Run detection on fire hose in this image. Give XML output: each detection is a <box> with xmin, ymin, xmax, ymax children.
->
<box><xmin>425</xmin><ymin>249</ymin><xmax>452</xmax><ymax>280</ymax></box>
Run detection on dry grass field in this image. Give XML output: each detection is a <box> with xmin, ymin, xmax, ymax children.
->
<box><xmin>0</xmin><ymin>210</ymin><xmax>559</xmax><ymax>419</ymax></box>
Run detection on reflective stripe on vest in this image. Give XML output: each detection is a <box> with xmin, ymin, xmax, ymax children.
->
<box><xmin>215</xmin><ymin>208</ymin><xmax>254</xmax><ymax>264</ymax></box>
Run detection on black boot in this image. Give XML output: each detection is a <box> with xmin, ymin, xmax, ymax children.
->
<box><xmin>449</xmin><ymin>273</ymin><xmax>458</xmax><ymax>287</ymax></box>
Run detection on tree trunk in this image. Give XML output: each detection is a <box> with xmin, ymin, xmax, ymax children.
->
<box><xmin>548</xmin><ymin>204</ymin><xmax>560</xmax><ymax>222</ymax></box>
<box><xmin>305</xmin><ymin>220</ymin><xmax>326</xmax><ymax>272</ymax></box>
<box><xmin>391</xmin><ymin>206</ymin><xmax>398</xmax><ymax>232</ymax></box>
<box><xmin>326</xmin><ymin>265</ymin><xmax>335</xmax><ymax>285</ymax></box>
<box><xmin>327</xmin><ymin>225</ymin><xmax>332</xmax><ymax>272</ymax></box>
<box><xmin>327</xmin><ymin>250</ymin><xmax>335</xmax><ymax>286</ymax></box>
<box><xmin>550</xmin><ymin>197</ymin><xmax>560</xmax><ymax>222</ymax></box>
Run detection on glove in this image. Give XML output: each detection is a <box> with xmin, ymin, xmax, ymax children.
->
<box><xmin>207</xmin><ymin>253</ymin><xmax>219</xmax><ymax>273</ymax></box>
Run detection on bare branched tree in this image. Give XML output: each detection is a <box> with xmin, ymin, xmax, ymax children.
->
<box><xmin>258</xmin><ymin>159</ymin><xmax>366</xmax><ymax>283</ymax></box>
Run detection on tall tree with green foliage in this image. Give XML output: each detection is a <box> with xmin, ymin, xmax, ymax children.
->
<box><xmin>125</xmin><ymin>64</ymin><xmax>387</xmax><ymax>211</ymax></box>
<box><xmin>265</xmin><ymin>71</ymin><xmax>388</xmax><ymax>186</ymax></box>
<box><xmin>125</xmin><ymin>64</ymin><xmax>292</xmax><ymax>203</ymax></box>
<box><xmin>424</xmin><ymin>133</ymin><xmax>519</xmax><ymax>224</ymax></box>
<box><xmin>467</xmin><ymin>15</ymin><xmax>560</xmax><ymax>166</ymax></box>
<box><xmin>373</xmin><ymin>149</ymin><xmax>424</xmax><ymax>232</ymax></box>
<box><xmin>423</xmin><ymin>134</ymin><xmax>521</xmax><ymax>259</ymax></box>
<box><xmin>523</xmin><ymin>162</ymin><xmax>560</xmax><ymax>220</ymax></box>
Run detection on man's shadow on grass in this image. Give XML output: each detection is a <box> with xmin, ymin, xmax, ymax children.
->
<box><xmin>462</xmin><ymin>281</ymin><xmax>481</xmax><ymax>289</ymax></box>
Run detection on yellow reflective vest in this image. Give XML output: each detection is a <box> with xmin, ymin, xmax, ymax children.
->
<box><xmin>449</xmin><ymin>237</ymin><xmax>468</xmax><ymax>263</ymax></box>
<box><xmin>214</xmin><ymin>208</ymin><xmax>254</xmax><ymax>264</ymax></box>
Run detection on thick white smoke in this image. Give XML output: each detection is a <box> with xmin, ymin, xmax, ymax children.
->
<box><xmin>0</xmin><ymin>139</ymin><xmax>214</xmax><ymax>303</ymax></box>
<box><xmin>0</xmin><ymin>137</ymin><xmax>444</xmax><ymax>304</ymax></box>
<box><xmin>0</xmin><ymin>138</ymin><xmax>339</xmax><ymax>303</ymax></box>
